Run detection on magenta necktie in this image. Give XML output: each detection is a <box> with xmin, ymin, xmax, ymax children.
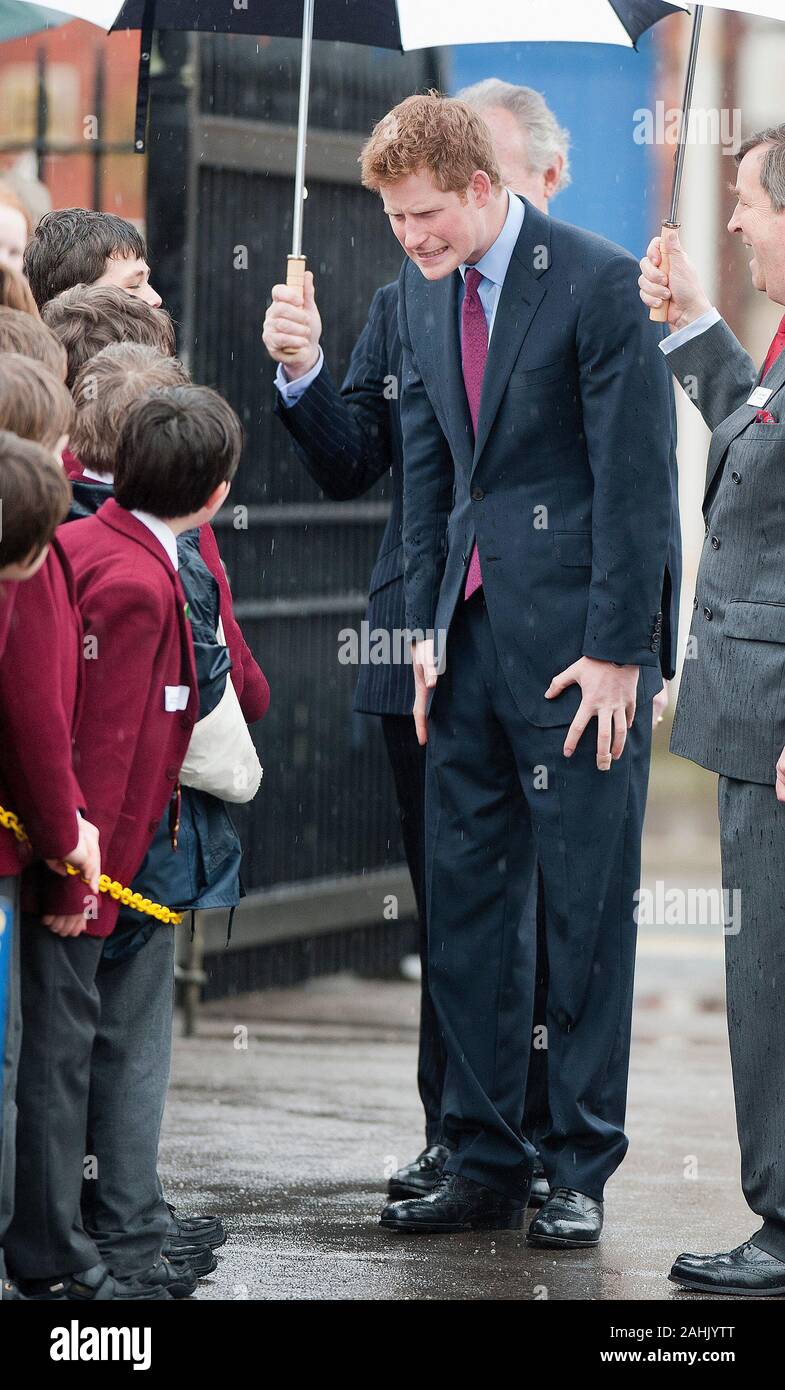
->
<box><xmin>462</xmin><ymin>267</ymin><xmax>488</xmax><ymax>600</ymax></box>
<box><xmin>762</xmin><ymin>313</ymin><xmax>785</xmax><ymax>378</ymax></box>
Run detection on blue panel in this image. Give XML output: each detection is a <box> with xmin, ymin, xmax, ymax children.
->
<box><xmin>448</xmin><ymin>34</ymin><xmax>663</xmax><ymax>257</ymax></box>
<box><xmin>0</xmin><ymin>895</ymin><xmax>12</xmax><ymax>1112</ymax></box>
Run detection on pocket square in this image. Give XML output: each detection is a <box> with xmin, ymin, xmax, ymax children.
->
<box><xmin>755</xmin><ymin>409</ymin><xmax>779</xmax><ymax>423</ymax></box>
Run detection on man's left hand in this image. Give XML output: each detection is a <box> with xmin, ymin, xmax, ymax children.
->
<box><xmin>545</xmin><ymin>657</ymin><xmax>639</xmax><ymax>770</ymax></box>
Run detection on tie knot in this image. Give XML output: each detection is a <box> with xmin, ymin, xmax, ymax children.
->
<box><xmin>465</xmin><ymin>267</ymin><xmax>483</xmax><ymax>297</ymax></box>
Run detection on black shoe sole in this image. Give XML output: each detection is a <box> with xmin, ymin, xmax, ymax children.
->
<box><xmin>526</xmin><ymin>1231</ymin><xmax>601</xmax><ymax>1249</ymax></box>
<box><xmin>381</xmin><ymin>1208</ymin><xmax>525</xmax><ymax>1235</ymax></box>
<box><xmin>668</xmin><ymin>1273</ymin><xmax>785</xmax><ymax>1297</ymax></box>
<box><xmin>165</xmin><ymin>1229</ymin><xmax>227</xmax><ymax>1253</ymax></box>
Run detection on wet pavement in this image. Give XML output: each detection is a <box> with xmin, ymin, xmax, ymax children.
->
<box><xmin>159</xmin><ymin>846</ymin><xmax>768</xmax><ymax>1301</ymax></box>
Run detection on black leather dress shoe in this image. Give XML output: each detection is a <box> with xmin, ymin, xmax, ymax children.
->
<box><xmin>165</xmin><ymin>1201</ymin><xmax>227</xmax><ymax>1251</ymax></box>
<box><xmin>380</xmin><ymin>1173</ymin><xmax>527</xmax><ymax>1234</ymax></box>
<box><xmin>528</xmin><ymin>1154</ymin><xmax>550</xmax><ymax>1209</ymax></box>
<box><xmin>526</xmin><ymin>1188</ymin><xmax>603</xmax><ymax>1248</ymax></box>
<box><xmin>164</xmin><ymin>1243</ymin><xmax>218</xmax><ymax>1277</ymax></box>
<box><xmin>133</xmin><ymin>1256</ymin><xmax>199</xmax><ymax>1299</ymax></box>
<box><xmin>387</xmin><ymin>1144</ymin><xmax>451</xmax><ymax>1199</ymax></box>
<box><xmin>669</xmin><ymin>1240</ymin><xmax>785</xmax><ymax>1296</ymax></box>
<box><xmin>18</xmin><ymin>1263</ymin><xmax>170</xmax><ymax>1301</ymax></box>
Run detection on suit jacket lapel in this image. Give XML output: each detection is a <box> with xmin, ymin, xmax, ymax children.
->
<box><xmin>704</xmin><ymin>343</ymin><xmax>785</xmax><ymax>506</ymax></box>
<box><xmin>472</xmin><ymin>201</ymin><xmax>550</xmax><ymax>470</ymax></box>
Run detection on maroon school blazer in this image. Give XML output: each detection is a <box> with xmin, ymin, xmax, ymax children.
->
<box><xmin>41</xmin><ymin>500</ymin><xmax>198</xmax><ymax>935</ymax></box>
<box><xmin>63</xmin><ymin>451</ymin><xmax>269</xmax><ymax>723</ymax></box>
<box><xmin>0</xmin><ymin>541</ymin><xmax>84</xmax><ymax>877</ymax></box>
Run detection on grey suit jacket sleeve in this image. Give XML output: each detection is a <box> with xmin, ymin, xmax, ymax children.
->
<box><xmin>663</xmin><ymin>318</ymin><xmax>757</xmax><ymax>432</ymax></box>
<box><xmin>397</xmin><ymin>264</ymin><xmax>454</xmax><ymax>636</ymax></box>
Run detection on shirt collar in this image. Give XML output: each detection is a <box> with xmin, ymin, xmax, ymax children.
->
<box><xmin>131</xmin><ymin>510</ymin><xmax>179</xmax><ymax>570</ymax></box>
<box><xmin>82</xmin><ymin>466</ymin><xmax>114</xmax><ymax>484</ymax></box>
<box><xmin>459</xmin><ymin>189</ymin><xmax>524</xmax><ymax>288</ymax></box>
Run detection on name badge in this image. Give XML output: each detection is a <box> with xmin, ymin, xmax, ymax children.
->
<box><xmin>748</xmin><ymin>387</ymin><xmax>774</xmax><ymax>407</ymax></box>
<box><xmin>164</xmin><ymin>685</ymin><xmax>190</xmax><ymax>712</ymax></box>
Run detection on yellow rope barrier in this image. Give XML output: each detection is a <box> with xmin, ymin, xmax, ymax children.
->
<box><xmin>0</xmin><ymin>804</ymin><xmax>183</xmax><ymax>925</ymax></box>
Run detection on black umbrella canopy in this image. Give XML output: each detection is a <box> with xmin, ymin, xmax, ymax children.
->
<box><xmin>111</xmin><ymin>0</ymin><xmax>402</xmax><ymax>45</ymax></box>
<box><xmin>110</xmin><ymin>0</ymin><xmax>685</xmax><ymax>47</ymax></box>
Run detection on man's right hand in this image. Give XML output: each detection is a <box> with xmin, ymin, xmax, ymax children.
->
<box><xmin>262</xmin><ymin>269</ymin><xmax>322</xmax><ymax>380</ymax></box>
<box><xmin>412</xmin><ymin>637</ymin><xmax>439</xmax><ymax>746</ymax></box>
<box><xmin>638</xmin><ymin>228</ymin><xmax>712</xmax><ymax>330</ymax></box>
<box><xmin>46</xmin><ymin>813</ymin><xmax>100</xmax><ymax>893</ymax></box>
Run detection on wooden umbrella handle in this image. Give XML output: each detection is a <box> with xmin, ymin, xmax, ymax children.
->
<box><xmin>281</xmin><ymin>255</ymin><xmax>307</xmax><ymax>359</ymax></box>
<box><xmin>649</xmin><ymin>222</ymin><xmax>678</xmax><ymax>324</ymax></box>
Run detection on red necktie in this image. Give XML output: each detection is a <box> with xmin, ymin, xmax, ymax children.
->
<box><xmin>462</xmin><ymin>267</ymin><xmax>488</xmax><ymax>600</ymax></box>
<box><xmin>762</xmin><ymin>313</ymin><xmax>785</xmax><ymax>378</ymax></box>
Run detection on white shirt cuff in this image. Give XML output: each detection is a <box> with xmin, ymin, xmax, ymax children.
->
<box><xmin>274</xmin><ymin>348</ymin><xmax>324</xmax><ymax>406</ymax></box>
<box><xmin>659</xmin><ymin>308</ymin><xmax>721</xmax><ymax>356</ymax></box>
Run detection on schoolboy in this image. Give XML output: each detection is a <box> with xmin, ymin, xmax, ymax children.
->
<box><xmin>0</xmin><ymin>428</ymin><xmax>100</xmax><ymax>1300</ymax></box>
<box><xmin>4</xmin><ymin>386</ymin><xmax>241</xmax><ymax>1301</ymax></box>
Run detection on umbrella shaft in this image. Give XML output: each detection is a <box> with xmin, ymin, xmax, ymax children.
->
<box><xmin>292</xmin><ymin>0</ymin><xmax>316</xmax><ymax>258</ymax></box>
<box><xmin>668</xmin><ymin>3</ymin><xmax>704</xmax><ymax>226</ymax></box>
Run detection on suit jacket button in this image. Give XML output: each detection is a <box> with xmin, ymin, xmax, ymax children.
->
<box><xmin>731</xmin><ymin>470</ymin><xmax>742</xmax><ymax>484</ymax></box>
<box><xmin>704</xmin><ymin>607</ymin><xmax>713</xmax><ymax>621</ymax></box>
<box><xmin>711</xmin><ymin>535</ymin><xmax>721</xmax><ymax>550</ymax></box>
<box><xmin>165</xmin><ymin>765</ymin><xmax>178</xmax><ymax>780</ymax></box>
<box><xmin>179</xmin><ymin>715</ymin><xmax>190</xmax><ymax>730</ymax></box>
<box><xmin>471</xmin><ymin>487</ymin><xmax>484</xmax><ymax>501</ymax></box>
<box><xmin>693</xmin><ymin>595</ymin><xmax>698</xmax><ymax>609</ymax></box>
<box><xmin>148</xmin><ymin>820</ymin><xmax>158</xmax><ymax>833</ymax></box>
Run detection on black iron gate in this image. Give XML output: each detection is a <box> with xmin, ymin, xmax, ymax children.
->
<box><xmin>146</xmin><ymin>33</ymin><xmax>446</xmax><ymax>991</ymax></box>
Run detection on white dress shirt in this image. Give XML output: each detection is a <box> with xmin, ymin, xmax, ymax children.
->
<box><xmin>659</xmin><ymin>306</ymin><xmax>721</xmax><ymax>356</ymax></box>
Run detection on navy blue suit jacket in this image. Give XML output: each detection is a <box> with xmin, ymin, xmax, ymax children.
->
<box><xmin>274</xmin><ymin>282</ymin><xmax>416</xmax><ymax>716</ymax></box>
<box><xmin>398</xmin><ymin>197</ymin><xmax>680</xmax><ymax>728</ymax></box>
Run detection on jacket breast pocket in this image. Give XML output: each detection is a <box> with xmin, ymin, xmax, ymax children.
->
<box><xmin>725</xmin><ymin>601</ymin><xmax>785</xmax><ymax>643</ymax></box>
<box><xmin>507</xmin><ymin>361</ymin><xmax>565</xmax><ymax>392</ymax></box>
<box><xmin>553</xmin><ymin>531</ymin><xmax>592</xmax><ymax>567</ymax></box>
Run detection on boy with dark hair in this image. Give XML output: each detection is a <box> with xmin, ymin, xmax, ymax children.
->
<box><xmin>23</xmin><ymin>209</ymin><xmax>160</xmax><ymax>311</ymax></box>
<box><xmin>0</xmin><ymin>306</ymin><xmax>67</xmax><ymax>380</ymax></box>
<box><xmin>4</xmin><ymin>385</ymin><xmax>241</xmax><ymax>1301</ymax></box>
<box><xmin>42</xmin><ymin>285</ymin><xmax>175</xmax><ymax>389</ymax></box>
<box><xmin>0</xmin><ymin>431</ymin><xmax>101</xmax><ymax>1301</ymax></box>
<box><xmin>60</xmin><ymin>346</ymin><xmax>266</xmax><ymax>1289</ymax></box>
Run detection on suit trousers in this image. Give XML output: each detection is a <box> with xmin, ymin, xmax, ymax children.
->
<box><xmin>718</xmin><ymin>776</ymin><xmax>785</xmax><ymax>1260</ymax></box>
<box><xmin>6</xmin><ymin>916</ymin><xmax>174</xmax><ymax>1279</ymax></box>
<box><xmin>426</xmin><ymin>589</ymin><xmax>652</xmax><ymax>1201</ymax></box>
<box><xmin>5</xmin><ymin>919</ymin><xmax>104</xmax><ymax>1277</ymax></box>
<box><xmin>0</xmin><ymin>875</ymin><xmax>20</xmax><ymax>1282</ymax></box>
<box><xmin>81</xmin><ymin>923</ymin><xmax>175</xmax><ymax>1277</ymax></box>
<box><xmin>381</xmin><ymin>713</ymin><xmax>444</xmax><ymax>1146</ymax></box>
<box><xmin>380</xmin><ymin>712</ymin><xmax>550</xmax><ymax>1151</ymax></box>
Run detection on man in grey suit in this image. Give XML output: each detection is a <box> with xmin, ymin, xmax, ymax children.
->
<box><xmin>640</xmin><ymin>123</ymin><xmax>785</xmax><ymax>1296</ymax></box>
